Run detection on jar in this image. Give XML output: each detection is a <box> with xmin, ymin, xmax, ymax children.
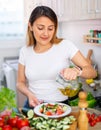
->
<box><xmin>56</xmin><ymin>74</ymin><xmax>82</xmax><ymax>98</ymax></box>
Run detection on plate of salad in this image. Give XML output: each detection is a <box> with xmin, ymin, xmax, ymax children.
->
<box><xmin>34</xmin><ymin>102</ymin><xmax>71</xmax><ymax>118</ymax></box>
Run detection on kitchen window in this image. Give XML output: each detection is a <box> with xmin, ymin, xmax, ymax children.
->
<box><xmin>0</xmin><ymin>0</ymin><xmax>25</xmax><ymax>44</ymax></box>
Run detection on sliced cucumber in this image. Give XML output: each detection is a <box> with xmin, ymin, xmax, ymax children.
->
<box><xmin>63</xmin><ymin>105</ymin><xmax>67</xmax><ymax>111</ymax></box>
<box><xmin>27</xmin><ymin>109</ymin><xmax>34</xmax><ymax>119</ymax></box>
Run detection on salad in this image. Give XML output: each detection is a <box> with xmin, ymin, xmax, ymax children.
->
<box><xmin>39</xmin><ymin>103</ymin><xmax>67</xmax><ymax>116</ymax></box>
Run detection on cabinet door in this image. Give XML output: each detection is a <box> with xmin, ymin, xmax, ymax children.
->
<box><xmin>40</xmin><ymin>0</ymin><xmax>75</xmax><ymax>22</ymax></box>
<box><xmin>78</xmin><ymin>0</ymin><xmax>96</xmax><ymax>20</ymax></box>
<box><xmin>56</xmin><ymin>0</ymin><xmax>74</xmax><ymax>22</ymax></box>
<box><xmin>24</xmin><ymin>0</ymin><xmax>75</xmax><ymax>22</ymax></box>
<box><xmin>77</xmin><ymin>0</ymin><xmax>101</xmax><ymax>20</ymax></box>
<box><xmin>24</xmin><ymin>0</ymin><xmax>43</xmax><ymax>23</ymax></box>
<box><xmin>95</xmin><ymin>0</ymin><xmax>101</xmax><ymax>19</ymax></box>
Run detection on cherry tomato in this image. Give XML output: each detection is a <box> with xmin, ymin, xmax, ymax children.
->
<box><xmin>91</xmin><ymin>113</ymin><xmax>96</xmax><ymax>118</ymax></box>
<box><xmin>95</xmin><ymin>116</ymin><xmax>100</xmax><ymax>122</ymax></box>
<box><xmin>98</xmin><ymin>115</ymin><xmax>101</xmax><ymax>121</ymax></box>
<box><xmin>3</xmin><ymin>125</ymin><xmax>12</xmax><ymax>130</ymax></box>
<box><xmin>90</xmin><ymin>120</ymin><xmax>96</xmax><ymax>127</ymax></box>
<box><xmin>17</xmin><ymin>118</ymin><xmax>29</xmax><ymax>129</ymax></box>
<box><xmin>0</xmin><ymin>118</ymin><xmax>4</xmax><ymax>127</ymax></box>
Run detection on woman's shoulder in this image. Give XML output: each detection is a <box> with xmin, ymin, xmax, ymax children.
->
<box><xmin>20</xmin><ymin>45</ymin><xmax>33</xmax><ymax>52</ymax></box>
<box><xmin>59</xmin><ymin>39</ymin><xmax>77</xmax><ymax>48</ymax></box>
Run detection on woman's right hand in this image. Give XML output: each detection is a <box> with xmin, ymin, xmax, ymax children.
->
<box><xmin>28</xmin><ymin>93</ymin><xmax>43</xmax><ymax>107</ymax></box>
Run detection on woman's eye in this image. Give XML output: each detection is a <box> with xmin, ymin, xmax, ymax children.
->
<box><xmin>38</xmin><ymin>27</ymin><xmax>43</xmax><ymax>30</ymax></box>
<box><xmin>48</xmin><ymin>28</ymin><xmax>53</xmax><ymax>31</ymax></box>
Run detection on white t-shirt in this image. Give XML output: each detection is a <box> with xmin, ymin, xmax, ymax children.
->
<box><xmin>19</xmin><ymin>39</ymin><xmax>79</xmax><ymax>102</ymax></box>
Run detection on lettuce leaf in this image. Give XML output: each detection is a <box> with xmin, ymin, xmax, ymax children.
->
<box><xmin>0</xmin><ymin>87</ymin><xmax>17</xmax><ymax>112</ymax></box>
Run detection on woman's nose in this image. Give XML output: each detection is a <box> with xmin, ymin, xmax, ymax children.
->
<box><xmin>43</xmin><ymin>29</ymin><xmax>49</xmax><ymax>36</ymax></box>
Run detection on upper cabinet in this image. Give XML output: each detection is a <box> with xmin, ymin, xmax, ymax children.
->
<box><xmin>24</xmin><ymin>0</ymin><xmax>101</xmax><ymax>23</ymax></box>
<box><xmin>76</xmin><ymin>0</ymin><xmax>101</xmax><ymax>20</ymax></box>
<box><xmin>24</xmin><ymin>0</ymin><xmax>74</xmax><ymax>23</ymax></box>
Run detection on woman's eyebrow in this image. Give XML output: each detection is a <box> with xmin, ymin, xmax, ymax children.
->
<box><xmin>37</xmin><ymin>24</ymin><xmax>55</xmax><ymax>27</ymax></box>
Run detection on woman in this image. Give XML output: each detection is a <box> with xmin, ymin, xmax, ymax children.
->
<box><xmin>17</xmin><ymin>6</ymin><xmax>97</xmax><ymax>109</ymax></box>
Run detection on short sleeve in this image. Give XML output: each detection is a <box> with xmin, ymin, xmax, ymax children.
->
<box><xmin>18</xmin><ymin>46</ymin><xmax>26</xmax><ymax>65</ymax></box>
<box><xmin>69</xmin><ymin>42</ymin><xmax>79</xmax><ymax>59</ymax></box>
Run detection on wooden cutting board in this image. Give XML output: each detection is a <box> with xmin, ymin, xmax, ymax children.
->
<box><xmin>69</xmin><ymin>107</ymin><xmax>101</xmax><ymax>130</ymax></box>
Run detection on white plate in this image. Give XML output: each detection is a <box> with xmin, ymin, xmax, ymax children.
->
<box><xmin>34</xmin><ymin>102</ymin><xmax>71</xmax><ymax>118</ymax></box>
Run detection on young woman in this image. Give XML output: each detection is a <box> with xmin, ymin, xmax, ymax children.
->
<box><xmin>17</xmin><ymin>6</ymin><xmax>97</xmax><ymax>109</ymax></box>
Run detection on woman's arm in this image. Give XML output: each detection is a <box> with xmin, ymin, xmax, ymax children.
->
<box><xmin>16</xmin><ymin>63</ymin><xmax>41</xmax><ymax>107</ymax></box>
<box><xmin>61</xmin><ymin>51</ymin><xmax>97</xmax><ymax>80</ymax></box>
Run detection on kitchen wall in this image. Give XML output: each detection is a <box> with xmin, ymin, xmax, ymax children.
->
<box><xmin>59</xmin><ymin>19</ymin><xmax>101</xmax><ymax>77</ymax></box>
<box><xmin>0</xmin><ymin>20</ymin><xmax>101</xmax><ymax>76</ymax></box>
<box><xmin>0</xmin><ymin>39</ymin><xmax>25</xmax><ymax>63</ymax></box>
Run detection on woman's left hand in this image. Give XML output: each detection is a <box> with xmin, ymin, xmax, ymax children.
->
<box><xmin>60</xmin><ymin>67</ymin><xmax>80</xmax><ymax>80</ymax></box>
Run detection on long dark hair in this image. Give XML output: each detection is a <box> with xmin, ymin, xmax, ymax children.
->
<box><xmin>26</xmin><ymin>6</ymin><xmax>62</xmax><ymax>46</ymax></box>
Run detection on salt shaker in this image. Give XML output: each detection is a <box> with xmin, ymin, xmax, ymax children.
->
<box><xmin>78</xmin><ymin>91</ymin><xmax>88</xmax><ymax>130</ymax></box>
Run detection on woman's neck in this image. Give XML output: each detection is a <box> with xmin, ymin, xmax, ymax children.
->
<box><xmin>34</xmin><ymin>43</ymin><xmax>52</xmax><ymax>53</ymax></box>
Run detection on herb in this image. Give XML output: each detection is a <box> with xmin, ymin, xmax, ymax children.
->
<box><xmin>0</xmin><ymin>86</ymin><xmax>17</xmax><ymax>112</ymax></box>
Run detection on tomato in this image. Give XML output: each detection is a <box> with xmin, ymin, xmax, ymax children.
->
<box><xmin>45</xmin><ymin>111</ymin><xmax>52</xmax><ymax>116</ymax></box>
<box><xmin>3</xmin><ymin>125</ymin><xmax>12</xmax><ymax>130</ymax></box>
<box><xmin>56</xmin><ymin>109</ymin><xmax>64</xmax><ymax>115</ymax></box>
<box><xmin>95</xmin><ymin>116</ymin><xmax>100</xmax><ymax>122</ymax></box>
<box><xmin>1</xmin><ymin>115</ymin><xmax>10</xmax><ymax>125</ymax></box>
<box><xmin>91</xmin><ymin>113</ymin><xmax>95</xmax><ymax>118</ymax></box>
<box><xmin>90</xmin><ymin>120</ymin><xmax>96</xmax><ymax>127</ymax></box>
<box><xmin>17</xmin><ymin>118</ymin><xmax>29</xmax><ymax>129</ymax></box>
<box><xmin>0</xmin><ymin>118</ymin><xmax>5</xmax><ymax>128</ymax></box>
<box><xmin>8</xmin><ymin>116</ymin><xmax>18</xmax><ymax>127</ymax></box>
<box><xmin>98</xmin><ymin>115</ymin><xmax>101</xmax><ymax>121</ymax></box>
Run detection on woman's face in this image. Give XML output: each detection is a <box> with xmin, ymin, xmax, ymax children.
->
<box><xmin>30</xmin><ymin>16</ymin><xmax>55</xmax><ymax>46</ymax></box>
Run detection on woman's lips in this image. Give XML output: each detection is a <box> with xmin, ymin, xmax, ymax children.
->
<box><xmin>41</xmin><ymin>37</ymin><xmax>49</xmax><ymax>40</ymax></box>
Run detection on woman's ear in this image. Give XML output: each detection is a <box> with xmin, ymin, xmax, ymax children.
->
<box><xmin>28</xmin><ymin>22</ymin><xmax>33</xmax><ymax>31</ymax></box>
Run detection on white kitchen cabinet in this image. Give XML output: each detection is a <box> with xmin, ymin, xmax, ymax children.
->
<box><xmin>24</xmin><ymin>0</ymin><xmax>54</xmax><ymax>23</ymax></box>
<box><xmin>24</xmin><ymin>0</ymin><xmax>37</xmax><ymax>23</ymax></box>
<box><xmin>77</xmin><ymin>0</ymin><xmax>101</xmax><ymax>20</ymax></box>
<box><xmin>95</xmin><ymin>0</ymin><xmax>101</xmax><ymax>19</ymax></box>
<box><xmin>24</xmin><ymin>0</ymin><xmax>101</xmax><ymax>23</ymax></box>
<box><xmin>24</xmin><ymin>0</ymin><xmax>75</xmax><ymax>23</ymax></box>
